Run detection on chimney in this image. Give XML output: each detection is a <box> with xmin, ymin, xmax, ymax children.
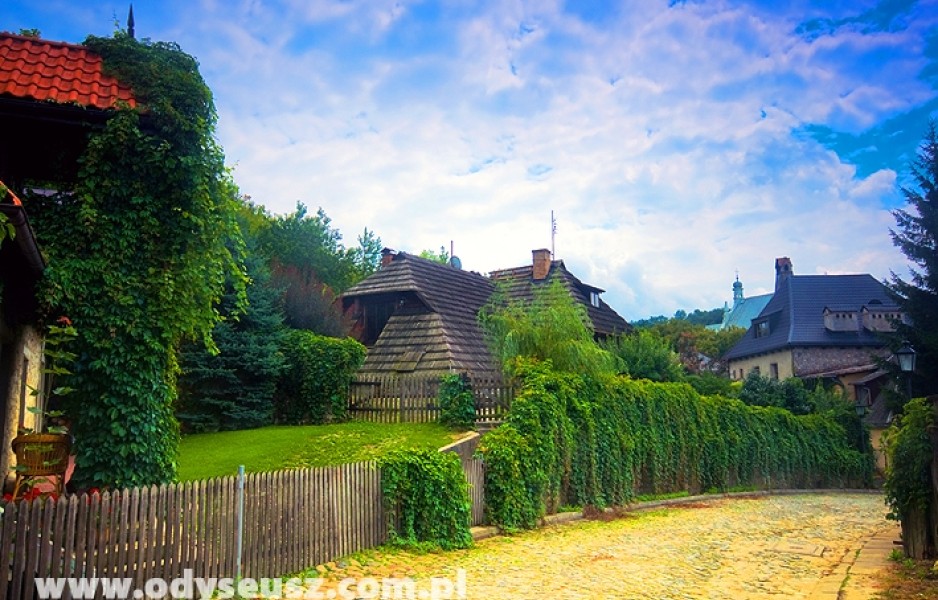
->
<box><xmin>380</xmin><ymin>247</ymin><xmax>395</xmax><ymax>268</ymax></box>
<box><xmin>775</xmin><ymin>257</ymin><xmax>793</xmax><ymax>291</ymax></box>
<box><xmin>532</xmin><ymin>248</ymin><xmax>552</xmax><ymax>280</ymax></box>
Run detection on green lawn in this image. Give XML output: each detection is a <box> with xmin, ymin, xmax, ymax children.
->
<box><xmin>177</xmin><ymin>422</ymin><xmax>465</xmax><ymax>481</ymax></box>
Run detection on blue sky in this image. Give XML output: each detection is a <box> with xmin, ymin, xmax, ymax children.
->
<box><xmin>5</xmin><ymin>0</ymin><xmax>937</xmax><ymax>320</ymax></box>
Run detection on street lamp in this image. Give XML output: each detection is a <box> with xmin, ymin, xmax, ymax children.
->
<box><xmin>896</xmin><ymin>341</ymin><xmax>916</xmax><ymax>400</ymax></box>
<box><xmin>896</xmin><ymin>341</ymin><xmax>917</xmax><ymax>373</ymax></box>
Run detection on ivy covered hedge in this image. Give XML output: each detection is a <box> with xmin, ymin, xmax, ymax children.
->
<box><xmin>378</xmin><ymin>449</ymin><xmax>473</xmax><ymax>550</ymax></box>
<box><xmin>26</xmin><ymin>34</ymin><xmax>246</xmax><ymax>488</ymax></box>
<box><xmin>275</xmin><ymin>331</ymin><xmax>365</xmax><ymax>423</ymax></box>
<box><xmin>480</xmin><ymin>360</ymin><xmax>872</xmax><ymax>531</ymax></box>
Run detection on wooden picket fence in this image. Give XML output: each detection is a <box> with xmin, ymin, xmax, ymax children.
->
<box><xmin>439</xmin><ymin>433</ymin><xmax>485</xmax><ymax>527</ymax></box>
<box><xmin>348</xmin><ymin>372</ymin><xmax>513</xmax><ymax>424</ymax></box>
<box><xmin>1</xmin><ymin>463</ymin><xmax>387</xmax><ymax>600</ymax></box>
<box><xmin>2</xmin><ymin>434</ymin><xmax>488</xmax><ymax>599</ymax></box>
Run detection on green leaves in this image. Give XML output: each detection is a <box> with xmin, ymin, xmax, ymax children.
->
<box><xmin>276</xmin><ymin>331</ymin><xmax>365</xmax><ymax>424</ymax></box>
<box><xmin>480</xmin><ymin>363</ymin><xmax>872</xmax><ymax>531</ymax></box>
<box><xmin>378</xmin><ymin>449</ymin><xmax>472</xmax><ymax>550</ymax></box>
<box><xmin>884</xmin><ymin>397</ymin><xmax>936</xmax><ymax>520</ymax></box>
<box><xmin>23</xmin><ymin>34</ymin><xmax>245</xmax><ymax>489</ymax></box>
<box><xmin>479</xmin><ymin>279</ymin><xmax>617</xmax><ymax>378</ymax></box>
<box><xmin>438</xmin><ymin>374</ymin><xmax>476</xmax><ymax>429</ymax></box>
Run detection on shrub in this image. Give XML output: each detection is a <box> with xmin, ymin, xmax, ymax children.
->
<box><xmin>438</xmin><ymin>374</ymin><xmax>476</xmax><ymax>429</ymax></box>
<box><xmin>378</xmin><ymin>449</ymin><xmax>473</xmax><ymax>550</ymax></box>
<box><xmin>276</xmin><ymin>331</ymin><xmax>365</xmax><ymax>423</ymax></box>
<box><xmin>884</xmin><ymin>397</ymin><xmax>937</xmax><ymax>558</ymax></box>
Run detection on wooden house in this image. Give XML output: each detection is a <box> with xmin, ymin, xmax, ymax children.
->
<box><xmin>341</xmin><ymin>248</ymin><xmax>631</xmax><ymax>377</ymax></box>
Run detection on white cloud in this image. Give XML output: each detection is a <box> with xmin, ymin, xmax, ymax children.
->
<box><xmin>19</xmin><ymin>0</ymin><xmax>925</xmax><ymax>320</ymax></box>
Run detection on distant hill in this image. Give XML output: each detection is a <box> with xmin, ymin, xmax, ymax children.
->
<box><xmin>632</xmin><ymin>308</ymin><xmax>724</xmax><ymax>329</ymax></box>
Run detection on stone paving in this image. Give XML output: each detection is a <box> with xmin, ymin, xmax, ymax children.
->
<box><xmin>305</xmin><ymin>493</ymin><xmax>896</xmax><ymax>599</ymax></box>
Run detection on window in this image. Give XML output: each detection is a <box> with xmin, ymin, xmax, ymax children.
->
<box><xmin>590</xmin><ymin>291</ymin><xmax>600</xmax><ymax>308</ymax></box>
<box><xmin>769</xmin><ymin>363</ymin><xmax>779</xmax><ymax>380</ymax></box>
<box><xmin>752</xmin><ymin>366</ymin><xmax>760</xmax><ymax>376</ymax></box>
<box><xmin>755</xmin><ymin>319</ymin><xmax>769</xmax><ymax>338</ymax></box>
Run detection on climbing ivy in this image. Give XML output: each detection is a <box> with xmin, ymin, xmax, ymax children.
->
<box><xmin>480</xmin><ymin>360</ymin><xmax>871</xmax><ymax>531</ymax></box>
<box><xmin>25</xmin><ymin>33</ymin><xmax>246</xmax><ymax>488</ymax></box>
<box><xmin>378</xmin><ymin>449</ymin><xmax>473</xmax><ymax>550</ymax></box>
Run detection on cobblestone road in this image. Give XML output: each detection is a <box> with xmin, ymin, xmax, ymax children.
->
<box><xmin>312</xmin><ymin>493</ymin><xmax>893</xmax><ymax>599</ymax></box>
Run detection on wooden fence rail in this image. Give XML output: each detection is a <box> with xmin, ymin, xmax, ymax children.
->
<box><xmin>1</xmin><ymin>462</ymin><xmax>388</xmax><ymax>600</ymax></box>
<box><xmin>440</xmin><ymin>433</ymin><xmax>485</xmax><ymax>527</ymax></box>
<box><xmin>348</xmin><ymin>373</ymin><xmax>513</xmax><ymax>424</ymax></box>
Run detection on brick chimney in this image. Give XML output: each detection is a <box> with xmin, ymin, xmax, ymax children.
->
<box><xmin>532</xmin><ymin>248</ymin><xmax>552</xmax><ymax>280</ymax></box>
<box><xmin>775</xmin><ymin>257</ymin><xmax>793</xmax><ymax>291</ymax></box>
<box><xmin>381</xmin><ymin>247</ymin><xmax>395</xmax><ymax>268</ymax></box>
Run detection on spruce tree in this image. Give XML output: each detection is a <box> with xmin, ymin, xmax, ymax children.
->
<box><xmin>177</xmin><ymin>251</ymin><xmax>286</xmax><ymax>432</ymax></box>
<box><xmin>888</xmin><ymin>120</ymin><xmax>938</xmax><ymax>398</ymax></box>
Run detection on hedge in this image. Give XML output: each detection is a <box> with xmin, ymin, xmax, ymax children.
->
<box><xmin>480</xmin><ymin>360</ymin><xmax>871</xmax><ymax>531</ymax></box>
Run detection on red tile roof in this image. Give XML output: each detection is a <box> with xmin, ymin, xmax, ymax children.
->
<box><xmin>0</xmin><ymin>33</ymin><xmax>136</xmax><ymax>110</ymax></box>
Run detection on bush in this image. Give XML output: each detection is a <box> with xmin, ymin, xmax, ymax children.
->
<box><xmin>884</xmin><ymin>397</ymin><xmax>937</xmax><ymax>558</ymax></box>
<box><xmin>378</xmin><ymin>449</ymin><xmax>473</xmax><ymax>550</ymax></box>
<box><xmin>276</xmin><ymin>331</ymin><xmax>365</xmax><ymax>423</ymax></box>
<box><xmin>438</xmin><ymin>374</ymin><xmax>476</xmax><ymax>429</ymax></box>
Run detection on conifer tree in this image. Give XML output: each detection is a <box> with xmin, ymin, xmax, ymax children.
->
<box><xmin>888</xmin><ymin>120</ymin><xmax>938</xmax><ymax>398</ymax></box>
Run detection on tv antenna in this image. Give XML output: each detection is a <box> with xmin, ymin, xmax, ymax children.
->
<box><xmin>551</xmin><ymin>210</ymin><xmax>557</xmax><ymax>258</ymax></box>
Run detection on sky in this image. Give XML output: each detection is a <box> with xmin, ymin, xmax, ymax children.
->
<box><xmin>5</xmin><ymin>0</ymin><xmax>938</xmax><ymax>321</ymax></box>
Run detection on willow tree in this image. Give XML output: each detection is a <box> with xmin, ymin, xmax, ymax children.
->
<box><xmin>478</xmin><ymin>279</ymin><xmax>617</xmax><ymax>378</ymax></box>
<box><xmin>28</xmin><ymin>34</ymin><xmax>245</xmax><ymax>488</ymax></box>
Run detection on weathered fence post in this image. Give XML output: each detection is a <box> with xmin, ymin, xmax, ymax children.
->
<box><xmin>235</xmin><ymin>465</ymin><xmax>245</xmax><ymax>585</ymax></box>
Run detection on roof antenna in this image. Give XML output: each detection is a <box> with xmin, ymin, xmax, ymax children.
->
<box><xmin>550</xmin><ymin>210</ymin><xmax>557</xmax><ymax>258</ymax></box>
<box><xmin>127</xmin><ymin>4</ymin><xmax>135</xmax><ymax>39</ymax></box>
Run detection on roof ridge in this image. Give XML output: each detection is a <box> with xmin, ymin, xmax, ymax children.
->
<box><xmin>0</xmin><ymin>32</ymin><xmax>89</xmax><ymax>51</ymax></box>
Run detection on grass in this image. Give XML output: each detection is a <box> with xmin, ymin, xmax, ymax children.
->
<box><xmin>875</xmin><ymin>554</ymin><xmax>938</xmax><ymax>599</ymax></box>
<box><xmin>177</xmin><ymin>422</ymin><xmax>465</xmax><ymax>481</ymax></box>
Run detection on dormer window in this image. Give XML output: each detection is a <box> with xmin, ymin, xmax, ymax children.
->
<box><xmin>590</xmin><ymin>291</ymin><xmax>600</xmax><ymax>308</ymax></box>
<box><xmin>754</xmin><ymin>319</ymin><xmax>770</xmax><ymax>338</ymax></box>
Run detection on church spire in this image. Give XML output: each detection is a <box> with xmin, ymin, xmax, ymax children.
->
<box><xmin>128</xmin><ymin>4</ymin><xmax>135</xmax><ymax>39</ymax></box>
<box><xmin>732</xmin><ymin>270</ymin><xmax>744</xmax><ymax>307</ymax></box>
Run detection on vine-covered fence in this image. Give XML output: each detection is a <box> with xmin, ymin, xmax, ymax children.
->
<box><xmin>348</xmin><ymin>373</ymin><xmax>512</xmax><ymax>424</ymax></box>
<box><xmin>1</xmin><ymin>438</ymin><xmax>485</xmax><ymax>599</ymax></box>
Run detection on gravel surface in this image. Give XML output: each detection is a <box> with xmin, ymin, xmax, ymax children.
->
<box><xmin>304</xmin><ymin>493</ymin><xmax>892</xmax><ymax>600</ymax></box>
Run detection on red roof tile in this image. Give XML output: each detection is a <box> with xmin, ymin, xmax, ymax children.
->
<box><xmin>0</xmin><ymin>33</ymin><xmax>136</xmax><ymax>110</ymax></box>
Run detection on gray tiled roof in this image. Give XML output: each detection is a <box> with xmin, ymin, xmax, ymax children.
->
<box><xmin>488</xmin><ymin>260</ymin><xmax>630</xmax><ymax>337</ymax></box>
<box><xmin>724</xmin><ymin>274</ymin><xmax>898</xmax><ymax>361</ymax></box>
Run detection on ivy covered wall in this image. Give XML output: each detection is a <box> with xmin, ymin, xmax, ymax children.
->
<box><xmin>480</xmin><ymin>360</ymin><xmax>872</xmax><ymax>531</ymax></box>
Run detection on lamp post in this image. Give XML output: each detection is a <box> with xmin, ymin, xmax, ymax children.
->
<box><xmin>896</xmin><ymin>341</ymin><xmax>917</xmax><ymax>400</ymax></box>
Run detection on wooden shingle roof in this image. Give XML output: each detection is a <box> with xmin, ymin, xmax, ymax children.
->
<box><xmin>342</xmin><ymin>252</ymin><xmax>497</xmax><ymax>374</ymax></box>
<box><xmin>488</xmin><ymin>260</ymin><xmax>630</xmax><ymax>336</ymax></box>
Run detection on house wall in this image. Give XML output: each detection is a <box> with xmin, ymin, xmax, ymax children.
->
<box><xmin>869</xmin><ymin>427</ymin><xmax>888</xmax><ymax>475</ymax></box>
<box><xmin>0</xmin><ymin>322</ymin><xmax>44</xmax><ymax>491</ymax></box>
<box><xmin>791</xmin><ymin>347</ymin><xmax>884</xmax><ymax>377</ymax></box>
<box><xmin>728</xmin><ymin>350</ymin><xmax>794</xmax><ymax>381</ymax></box>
